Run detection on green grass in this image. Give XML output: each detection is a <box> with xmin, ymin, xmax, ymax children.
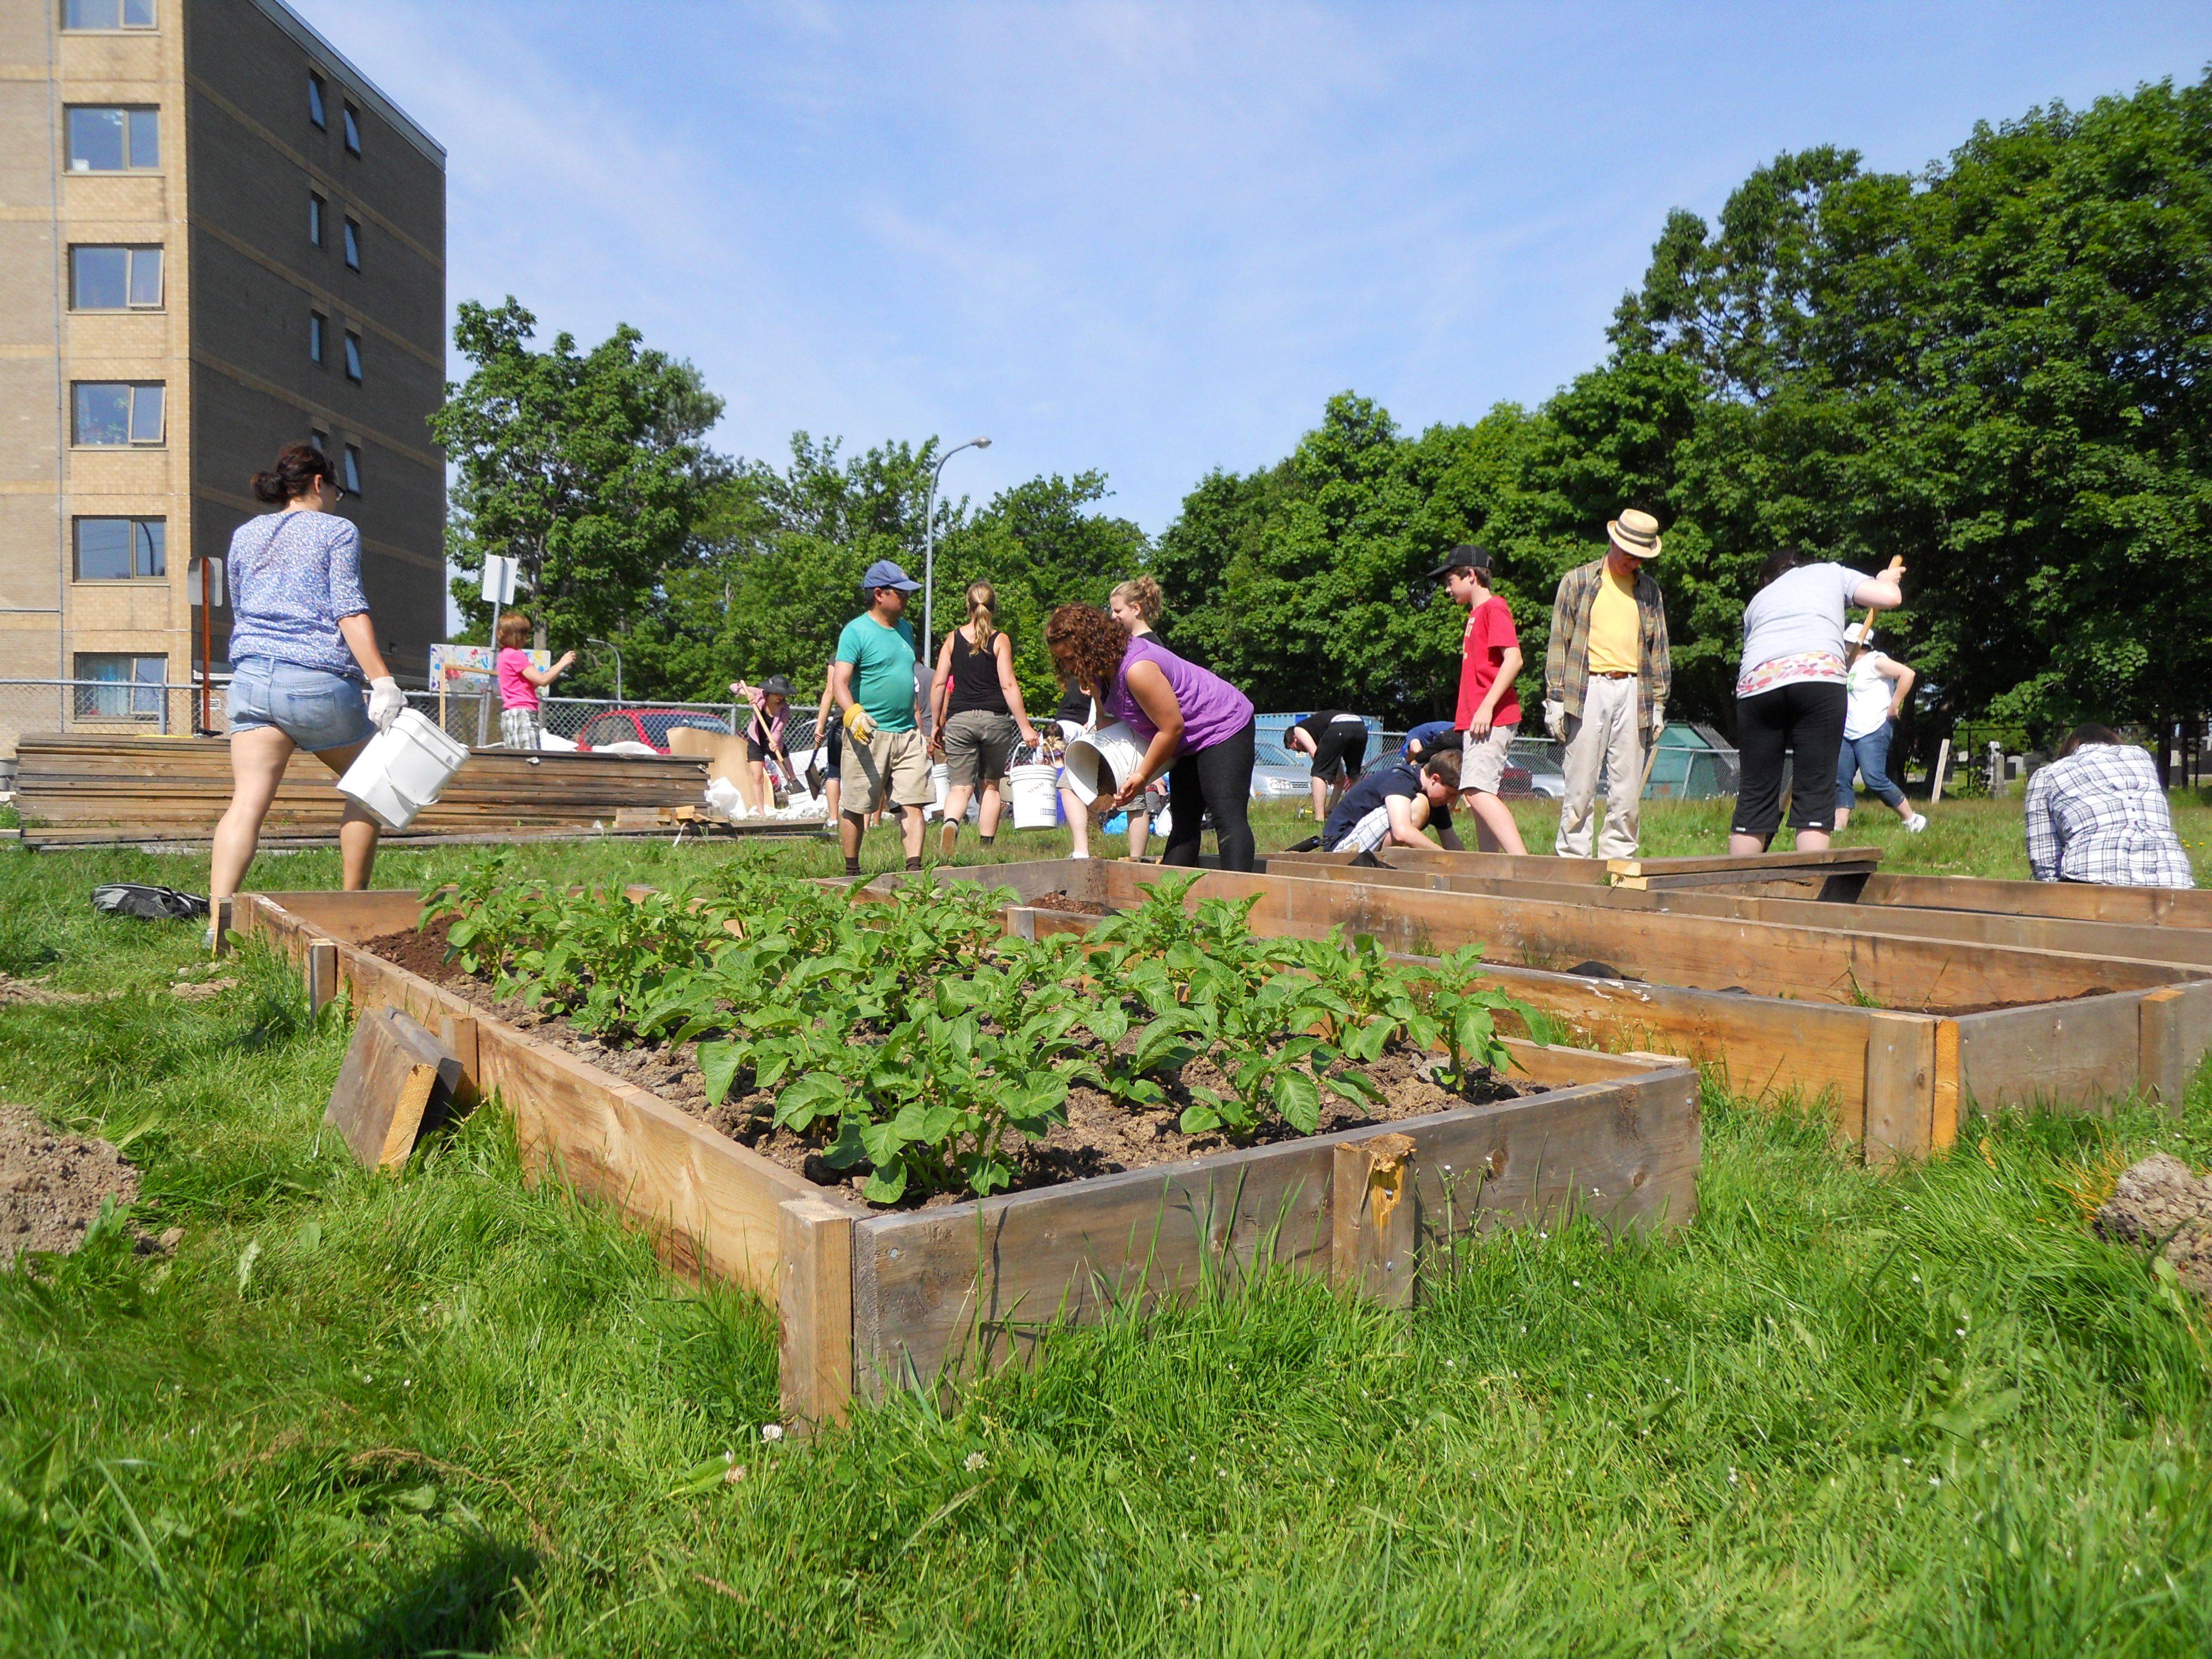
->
<box><xmin>4</xmin><ymin>800</ymin><xmax>2212</xmax><ymax>1653</ymax></box>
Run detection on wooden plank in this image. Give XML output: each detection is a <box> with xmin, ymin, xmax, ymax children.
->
<box><xmin>779</xmin><ymin>1198</ymin><xmax>855</xmax><ymax>1431</ymax></box>
<box><xmin>1954</xmin><ymin>993</ymin><xmax>2146</xmax><ymax>1116</ymax></box>
<box><xmin>1331</xmin><ymin>1133</ymin><xmax>1418</xmax><ymax>1306</ymax></box>
<box><xmin>252</xmin><ymin>890</ymin><xmax>422</xmax><ymax>943</ymax></box>
<box><xmin>324</xmin><ymin>1006</ymin><xmax>462</xmax><ymax>1172</ymax></box>
<box><xmin>1861</xmin><ymin>872</ymin><xmax>2212</xmax><ymax>929</ymax></box>
<box><xmin>1608</xmin><ymin>847</ymin><xmax>1881</xmax><ymax>880</ymax></box>
<box><xmin>305</xmin><ymin>940</ymin><xmax>339</xmax><ymax>1014</ymax></box>
<box><xmin>848</xmin><ymin>1067</ymin><xmax>1698</xmax><ymax>1397</ymax></box>
<box><xmin>1863</xmin><ymin>1012</ymin><xmax>1936</xmax><ymax>1165</ymax></box>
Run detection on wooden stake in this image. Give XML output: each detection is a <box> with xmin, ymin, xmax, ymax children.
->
<box><xmin>1929</xmin><ymin>737</ymin><xmax>1950</xmax><ymax>806</ymax></box>
<box><xmin>1332</xmin><ymin>1132</ymin><xmax>1419</xmax><ymax>1306</ymax></box>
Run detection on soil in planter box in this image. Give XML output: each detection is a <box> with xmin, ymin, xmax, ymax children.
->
<box><xmin>1024</xmin><ymin>893</ymin><xmax>1117</xmax><ymax>917</ymax></box>
<box><xmin>362</xmin><ymin>919</ymin><xmax>1535</xmax><ymax>1209</ymax></box>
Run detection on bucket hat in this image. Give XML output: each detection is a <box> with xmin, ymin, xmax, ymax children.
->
<box><xmin>1606</xmin><ymin>509</ymin><xmax>1663</xmax><ymax>560</ymax></box>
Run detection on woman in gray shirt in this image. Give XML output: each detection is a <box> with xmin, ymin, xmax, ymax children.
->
<box><xmin>1730</xmin><ymin>547</ymin><xmax>1902</xmax><ymax>855</ymax></box>
<box><xmin>210</xmin><ymin>444</ymin><xmax>406</xmax><ymax>931</ymax></box>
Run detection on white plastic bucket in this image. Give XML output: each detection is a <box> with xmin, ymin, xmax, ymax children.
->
<box><xmin>336</xmin><ymin>708</ymin><xmax>469</xmax><ymax>831</ymax></box>
<box><xmin>1063</xmin><ymin>721</ymin><xmax>1148</xmax><ymax>806</ymax></box>
<box><xmin>1010</xmin><ymin>763</ymin><xmax>1059</xmax><ymax>829</ymax></box>
<box><xmin>929</xmin><ymin>761</ymin><xmax>951</xmax><ymax>820</ymax></box>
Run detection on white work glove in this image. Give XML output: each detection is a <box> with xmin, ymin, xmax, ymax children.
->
<box><xmin>842</xmin><ymin>703</ymin><xmax>877</xmax><ymax>744</ymax></box>
<box><xmin>1651</xmin><ymin>706</ymin><xmax>1667</xmax><ymax>739</ymax></box>
<box><xmin>367</xmin><ymin>676</ymin><xmax>406</xmax><ymax>732</ymax></box>
<box><xmin>1543</xmin><ymin>699</ymin><xmax>1567</xmax><ymax>742</ymax></box>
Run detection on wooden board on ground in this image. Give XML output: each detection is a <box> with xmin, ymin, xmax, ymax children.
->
<box><xmin>1860</xmin><ymin>872</ymin><xmax>2212</xmax><ymax>929</ymax></box>
<box><xmin>325</xmin><ymin>1006</ymin><xmax>463</xmax><ymax>1172</ymax></box>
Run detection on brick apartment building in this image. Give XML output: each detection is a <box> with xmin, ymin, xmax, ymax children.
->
<box><xmin>0</xmin><ymin>0</ymin><xmax>444</xmax><ymax>740</ymax></box>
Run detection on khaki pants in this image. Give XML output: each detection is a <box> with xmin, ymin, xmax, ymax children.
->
<box><xmin>1556</xmin><ymin>674</ymin><xmax>1642</xmax><ymax>859</ymax></box>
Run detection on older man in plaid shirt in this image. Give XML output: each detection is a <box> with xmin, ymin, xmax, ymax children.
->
<box><xmin>1543</xmin><ymin>508</ymin><xmax>1672</xmax><ymax>858</ymax></box>
<box><xmin>2024</xmin><ymin>726</ymin><xmax>2193</xmax><ymax>887</ymax></box>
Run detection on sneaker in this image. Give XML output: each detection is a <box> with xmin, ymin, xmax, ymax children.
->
<box><xmin>1903</xmin><ymin>813</ymin><xmax>1928</xmax><ymax>833</ymax></box>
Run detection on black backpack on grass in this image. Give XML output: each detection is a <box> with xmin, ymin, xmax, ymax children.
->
<box><xmin>91</xmin><ymin>883</ymin><xmax>210</xmax><ymax>921</ymax></box>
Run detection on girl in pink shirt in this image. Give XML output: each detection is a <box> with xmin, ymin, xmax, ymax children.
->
<box><xmin>495</xmin><ymin>612</ymin><xmax>575</xmax><ymax>749</ymax></box>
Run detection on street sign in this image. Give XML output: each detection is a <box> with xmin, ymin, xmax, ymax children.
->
<box><xmin>481</xmin><ymin>555</ymin><xmax>518</xmax><ymax>606</ymax></box>
<box><xmin>187</xmin><ymin>556</ymin><xmax>226</xmax><ymax>606</ymax></box>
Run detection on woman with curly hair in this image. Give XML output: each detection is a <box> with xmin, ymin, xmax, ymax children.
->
<box><xmin>1045</xmin><ymin>602</ymin><xmax>1257</xmax><ymax>871</ymax></box>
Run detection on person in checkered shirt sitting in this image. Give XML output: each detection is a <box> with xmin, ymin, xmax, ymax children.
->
<box><xmin>2023</xmin><ymin>725</ymin><xmax>2194</xmax><ymax>888</ymax></box>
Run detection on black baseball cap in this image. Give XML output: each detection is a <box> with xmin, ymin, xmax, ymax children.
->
<box><xmin>1426</xmin><ymin>544</ymin><xmax>1493</xmax><ymax>581</ymax></box>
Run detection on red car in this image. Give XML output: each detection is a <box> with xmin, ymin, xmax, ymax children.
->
<box><xmin>573</xmin><ymin>708</ymin><xmax>732</xmax><ymax>754</ymax></box>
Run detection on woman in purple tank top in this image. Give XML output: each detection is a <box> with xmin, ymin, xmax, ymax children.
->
<box><xmin>1044</xmin><ymin>603</ymin><xmax>1258</xmax><ymax>870</ymax></box>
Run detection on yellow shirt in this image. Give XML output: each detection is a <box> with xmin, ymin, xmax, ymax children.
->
<box><xmin>1585</xmin><ymin>565</ymin><xmax>1641</xmax><ymax>674</ymax></box>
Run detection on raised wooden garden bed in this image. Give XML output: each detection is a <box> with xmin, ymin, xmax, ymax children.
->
<box><xmin>236</xmin><ymin>888</ymin><xmax>1699</xmax><ymax>1427</ymax></box>
<box><xmin>1265</xmin><ymin>847</ymin><xmax>2212</xmax><ymax>969</ymax></box>
<box><xmin>938</xmin><ymin>859</ymin><xmax>2212</xmax><ymax>1165</ymax></box>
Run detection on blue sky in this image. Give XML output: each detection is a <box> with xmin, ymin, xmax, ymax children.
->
<box><xmin>292</xmin><ymin>1</ymin><xmax>2211</xmax><ymax>537</ymax></box>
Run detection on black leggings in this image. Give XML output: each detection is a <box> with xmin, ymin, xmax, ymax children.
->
<box><xmin>1163</xmin><ymin>719</ymin><xmax>1256</xmax><ymax>872</ymax></box>
<box><xmin>1733</xmin><ymin>681</ymin><xmax>1847</xmax><ymax>841</ymax></box>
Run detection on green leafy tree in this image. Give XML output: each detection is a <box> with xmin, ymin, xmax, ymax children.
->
<box><xmin>430</xmin><ymin>298</ymin><xmax>724</xmax><ymax>671</ymax></box>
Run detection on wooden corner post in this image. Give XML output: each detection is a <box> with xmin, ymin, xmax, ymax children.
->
<box><xmin>1863</xmin><ymin>1012</ymin><xmax>1937</xmax><ymax>1166</ymax></box>
<box><xmin>779</xmin><ymin>1198</ymin><xmax>855</xmax><ymax>1432</ymax></box>
<box><xmin>1332</xmin><ymin>1133</ymin><xmax>1418</xmax><ymax>1306</ymax></box>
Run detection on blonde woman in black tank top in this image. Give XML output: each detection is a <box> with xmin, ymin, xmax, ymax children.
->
<box><xmin>929</xmin><ymin>581</ymin><xmax>1041</xmax><ymax>859</ymax></box>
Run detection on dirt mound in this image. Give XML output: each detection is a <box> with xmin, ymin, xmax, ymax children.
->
<box><xmin>2095</xmin><ymin>1153</ymin><xmax>2212</xmax><ymax>1296</ymax></box>
<box><xmin>0</xmin><ymin>1105</ymin><xmax>141</xmax><ymax>1267</ymax></box>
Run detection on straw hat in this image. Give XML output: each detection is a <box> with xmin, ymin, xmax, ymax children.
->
<box><xmin>1606</xmin><ymin>508</ymin><xmax>1663</xmax><ymax>560</ymax></box>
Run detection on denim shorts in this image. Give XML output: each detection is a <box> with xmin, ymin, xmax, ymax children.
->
<box><xmin>226</xmin><ymin>657</ymin><xmax>375</xmax><ymax>752</ymax></box>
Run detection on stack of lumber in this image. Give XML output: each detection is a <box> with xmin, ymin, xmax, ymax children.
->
<box><xmin>14</xmin><ymin>735</ymin><xmax>713</xmax><ymax>844</ymax></box>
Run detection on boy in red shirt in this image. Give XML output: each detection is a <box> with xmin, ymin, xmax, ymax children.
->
<box><xmin>1428</xmin><ymin>544</ymin><xmax>1527</xmax><ymax>853</ymax></box>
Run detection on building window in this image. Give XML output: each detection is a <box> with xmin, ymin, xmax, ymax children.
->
<box><xmin>66</xmin><ymin>106</ymin><xmax>159</xmax><ymax>171</ymax></box>
<box><xmin>309</xmin><ymin>72</ymin><xmax>326</xmax><ymax>129</ymax></box>
<box><xmin>342</xmin><ymin>103</ymin><xmax>361</xmax><ymax>155</ymax></box>
<box><xmin>343</xmin><ymin>217</ymin><xmax>361</xmax><ymax>271</ymax></box>
<box><xmin>342</xmin><ymin>444</ymin><xmax>362</xmax><ymax>495</ymax></box>
<box><xmin>343</xmin><ymin>331</ymin><xmax>362</xmax><ymax>383</ymax></box>
<box><xmin>69</xmin><ymin>245</ymin><xmax>163</xmax><ymax>310</ymax></box>
<box><xmin>71</xmin><ymin>382</ymin><xmax>164</xmax><ymax>446</ymax></box>
<box><xmin>309</xmin><ymin>191</ymin><xmax>325</xmax><ymax>246</ymax></box>
<box><xmin>309</xmin><ymin>427</ymin><xmax>327</xmax><ymax>453</ymax></box>
<box><xmin>309</xmin><ymin>311</ymin><xmax>326</xmax><ymax>364</ymax></box>
<box><xmin>64</xmin><ymin>0</ymin><xmax>155</xmax><ymax>28</ymax></box>
<box><xmin>74</xmin><ymin>654</ymin><xmax>166</xmax><ymax>720</ymax></box>
<box><xmin>74</xmin><ymin>517</ymin><xmax>165</xmax><ymax>581</ymax></box>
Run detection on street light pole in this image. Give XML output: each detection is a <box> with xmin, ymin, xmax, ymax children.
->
<box><xmin>921</xmin><ymin>436</ymin><xmax>992</xmax><ymax>664</ymax></box>
<box><xmin>587</xmin><ymin>636</ymin><xmax>623</xmax><ymax>705</ymax></box>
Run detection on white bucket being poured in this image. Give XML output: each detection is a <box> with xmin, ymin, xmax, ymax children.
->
<box><xmin>1063</xmin><ymin>721</ymin><xmax>1148</xmax><ymax>806</ymax></box>
<box><xmin>1009</xmin><ymin>762</ymin><xmax>1059</xmax><ymax>828</ymax></box>
<box><xmin>336</xmin><ymin>708</ymin><xmax>469</xmax><ymax>831</ymax></box>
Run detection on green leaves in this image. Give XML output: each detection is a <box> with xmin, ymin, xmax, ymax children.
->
<box><xmin>423</xmin><ymin>848</ymin><xmax>1542</xmax><ymax>1210</ymax></box>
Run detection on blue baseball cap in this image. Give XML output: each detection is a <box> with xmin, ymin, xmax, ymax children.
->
<box><xmin>861</xmin><ymin>559</ymin><xmax>920</xmax><ymax>594</ymax></box>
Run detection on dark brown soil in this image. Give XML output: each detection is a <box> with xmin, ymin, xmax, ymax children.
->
<box><xmin>2096</xmin><ymin>1154</ymin><xmax>2212</xmax><ymax>1297</ymax></box>
<box><xmin>1</xmin><ymin>1104</ymin><xmax>142</xmax><ymax>1267</ymax></box>
<box><xmin>1024</xmin><ymin>893</ymin><xmax>1115</xmax><ymax>917</ymax></box>
<box><xmin>362</xmin><ymin>920</ymin><xmax>1533</xmax><ymax>1210</ymax></box>
<box><xmin>1912</xmin><ymin>985</ymin><xmax>2118</xmax><ymax>1017</ymax></box>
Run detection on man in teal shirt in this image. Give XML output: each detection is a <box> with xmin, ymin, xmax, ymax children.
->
<box><xmin>832</xmin><ymin>560</ymin><xmax>932</xmax><ymax>874</ymax></box>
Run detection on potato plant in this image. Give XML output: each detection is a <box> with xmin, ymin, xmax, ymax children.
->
<box><xmin>418</xmin><ymin>860</ymin><xmax>1533</xmax><ymax>1204</ymax></box>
